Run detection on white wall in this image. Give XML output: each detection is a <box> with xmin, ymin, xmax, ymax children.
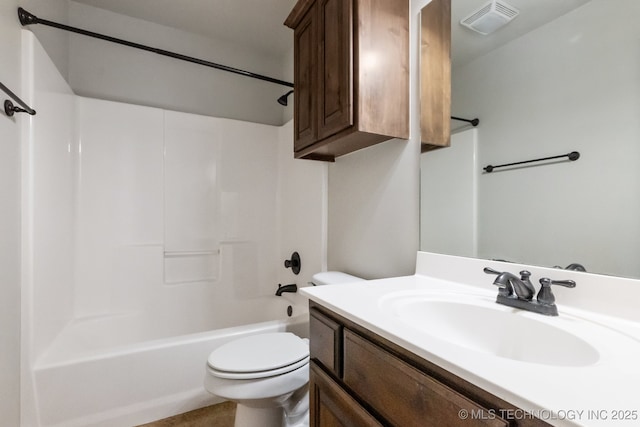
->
<box><xmin>421</xmin><ymin>129</ymin><xmax>478</xmax><ymax>258</ymax></box>
<box><xmin>19</xmin><ymin>31</ymin><xmax>85</xmax><ymax>427</ymax></box>
<box><xmin>20</xmin><ymin>0</ymin><xmax>70</xmax><ymax>79</ymax></box>
<box><xmin>0</xmin><ymin>0</ymin><xmax>25</xmax><ymax>426</ymax></box>
<box><xmin>2</xmin><ymin>3</ymin><xmax>73</xmax><ymax>419</ymax></box>
<box><xmin>452</xmin><ymin>0</ymin><xmax>640</xmax><ymax>277</ymax></box>
<box><xmin>326</xmin><ymin>0</ymin><xmax>428</xmax><ymax>279</ymax></box>
<box><xmin>0</xmin><ymin>2</ymin><xmax>22</xmax><ymax>424</ymax></box>
<box><xmin>70</xmin><ymin>98</ymin><xmax>284</xmax><ymax>330</ymax></box>
<box><xmin>328</xmin><ymin>140</ymin><xmax>419</xmax><ymax>279</ymax></box>
<box><xmin>67</xmin><ymin>2</ymin><xmax>291</xmax><ymax>126</ymax></box>
<box><xmin>276</xmin><ymin>121</ymin><xmax>327</xmax><ymax>303</ymax></box>
<box><xmin>74</xmin><ymin>98</ymin><xmax>164</xmax><ymax>318</ymax></box>
<box><xmin>21</xmin><ymin>30</ymin><xmax>77</xmax><ymax>366</ymax></box>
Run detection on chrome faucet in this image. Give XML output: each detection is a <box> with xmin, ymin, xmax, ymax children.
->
<box><xmin>484</xmin><ymin>267</ymin><xmax>576</xmax><ymax>316</ymax></box>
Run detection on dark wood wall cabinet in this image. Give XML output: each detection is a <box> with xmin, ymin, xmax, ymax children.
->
<box><xmin>284</xmin><ymin>0</ymin><xmax>410</xmax><ymax>162</ymax></box>
<box><xmin>309</xmin><ymin>302</ymin><xmax>552</xmax><ymax>427</ymax></box>
<box><xmin>420</xmin><ymin>0</ymin><xmax>452</xmax><ymax>152</ymax></box>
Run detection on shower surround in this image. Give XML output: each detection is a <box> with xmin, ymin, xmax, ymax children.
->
<box><xmin>20</xmin><ymin>31</ymin><xmax>325</xmax><ymax>427</ymax></box>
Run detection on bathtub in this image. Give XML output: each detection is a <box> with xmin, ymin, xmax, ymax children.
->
<box><xmin>30</xmin><ymin>297</ymin><xmax>309</xmax><ymax>427</ymax></box>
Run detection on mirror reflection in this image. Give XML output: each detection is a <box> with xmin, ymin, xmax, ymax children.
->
<box><xmin>420</xmin><ymin>0</ymin><xmax>640</xmax><ymax>279</ymax></box>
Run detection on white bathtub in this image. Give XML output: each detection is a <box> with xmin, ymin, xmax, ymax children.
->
<box><xmin>30</xmin><ymin>298</ymin><xmax>309</xmax><ymax>427</ymax></box>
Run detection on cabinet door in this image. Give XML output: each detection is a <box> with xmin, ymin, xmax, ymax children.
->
<box><xmin>310</xmin><ymin>363</ymin><xmax>382</xmax><ymax>427</ymax></box>
<box><xmin>344</xmin><ymin>330</ymin><xmax>509</xmax><ymax>427</ymax></box>
<box><xmin>317</xmin><ymin>0</ymin><xmax>353</xmax><ymax>140</ymax></box>
<box><xmin>293</xmin><ymin>4</ymin><xmax>317</xmax><ymax>151</ymax></box>
<box><xmin>420</xmin><ymin>0</ymin><xmax>451</xmax><ymax>150</ymax></box>
<box><xmin>310</xmin><ymin>308</ymin><xmax>343</xmax><ymax>377</ymax></box>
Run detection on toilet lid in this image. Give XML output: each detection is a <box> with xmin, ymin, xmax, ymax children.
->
<box><xmin>207</xmin><ymin>332</ymin><xmax>309</xmax><ymax>375</ymax></box>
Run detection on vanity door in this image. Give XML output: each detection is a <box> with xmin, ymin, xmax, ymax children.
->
<box><xmin>343</xmin><ymin>329</ymin><xmax>509</xmax><ymax>427</ymax></box>
<box><xmin>309</xmin><ymin>362</ymin><xmax>382</xmax><ymax>427</ymax></box>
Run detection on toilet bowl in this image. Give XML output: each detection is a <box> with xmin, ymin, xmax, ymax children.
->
<box><xmin>204</xmin><ymin>272</ymin><xmax>364</xmax><ymax>427</ymax></box>
<box><xmin>204</xmin><ymin>332</ymin><xmax>310</xmax><ymax>427</ymax></box>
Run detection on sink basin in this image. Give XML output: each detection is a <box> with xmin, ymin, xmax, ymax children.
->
<box><xmin>380</xmin><ymin>293</ymin><xmax>600</xmax><ymax>367</ymax></box>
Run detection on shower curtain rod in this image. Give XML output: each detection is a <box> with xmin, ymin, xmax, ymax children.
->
<box><xmin>17</xmin><ymin>8</ymin><xmax>294</xmax><ymax>89</ymax></box>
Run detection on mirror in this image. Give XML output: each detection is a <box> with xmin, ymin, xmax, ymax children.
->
<box><xmin>420</xmin><ymin>0</ymin><xmax>640</xmax><ymax>279</ymax></box>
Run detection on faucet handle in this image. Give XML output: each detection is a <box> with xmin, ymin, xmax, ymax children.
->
<box><xmin>540</xmin><ymin>278</ymin><xmax>576</xmax><ymax>289</ymax></box>
<box><xmin>483</xmin><ymin>267</ymin><xmax>502</xmax><ymax>276</ymax></box>
<box><xmin>518</xmin><ymin>270</ymin><xmax>535</xmax><ymax>293</ymax></box>
<box><xmin>537</xmin><ymin>277</ymin><xmax>576</xmax><ymax>306</ymax></box>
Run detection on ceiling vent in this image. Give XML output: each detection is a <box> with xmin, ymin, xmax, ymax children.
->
<box><xmin>460</xmin><ymin>0</ymin><xmax>519</xmax><ymax>35</ymax></box>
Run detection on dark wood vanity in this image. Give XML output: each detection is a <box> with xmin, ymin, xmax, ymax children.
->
<box><xmin>309</xmin><ymin>301</ymin><xmax>550</xmax><ymax>427</ymax></box>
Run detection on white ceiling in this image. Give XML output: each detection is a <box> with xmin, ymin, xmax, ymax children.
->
<box><xmin>452</xmin><ymin>0</ymin><xmax>591</xmax><ymax>66</ymax></box>
<box><xmin>71</xmin><ymin>0</ymin><xmax>591</xmax><ymax>65</ymax></box>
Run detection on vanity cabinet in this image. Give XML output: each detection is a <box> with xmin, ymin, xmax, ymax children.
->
<box><xmin>284</xmin><ymin>0</ymin><xmax>409</xmax><ymax>161</ymax></box>
<box><xmin>309</xmin><ymin>303</ymin><xmax>551</xmax><ymax>427</ymax></box>
<box><xmin>310</xmin><ymin>363</ymin><xmax>383</xmax><ymax>426</ymax></box>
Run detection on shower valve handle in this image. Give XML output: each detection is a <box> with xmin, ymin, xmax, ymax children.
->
<box><xmin>284</xmin><ymin>252</ymin><xmax>301</xmax><ymax>275</ymax></box>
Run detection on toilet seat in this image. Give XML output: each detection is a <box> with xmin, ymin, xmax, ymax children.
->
<box><xmin>207</xmin><ymin>332</ymin><xmax>309</xmax><ymax>380</ymax></box>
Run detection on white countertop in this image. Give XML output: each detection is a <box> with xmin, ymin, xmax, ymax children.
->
<box><xmin>302</xmin><ymin>257</ymin><xmax>640</xmax><ymax>427</ymax></box>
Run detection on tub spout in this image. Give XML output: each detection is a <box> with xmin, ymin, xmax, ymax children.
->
<box><xmin>275</xmin><ymin>283</ymin><xmax>297</xmax><ymax>296</ymax></box>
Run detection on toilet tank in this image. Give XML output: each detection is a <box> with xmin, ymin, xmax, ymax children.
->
<box><xmin>310</xmin><ymin>271</ymin><xmax>364</xmax><ymax>286</ymax></box>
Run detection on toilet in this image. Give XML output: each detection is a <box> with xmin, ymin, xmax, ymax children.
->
<box><xmin>204</xmin><ymin>271</ymin><xmax>364</xmax><ymax>427</ymax></box>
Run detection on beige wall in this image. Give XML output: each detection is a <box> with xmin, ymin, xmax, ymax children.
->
<box><xmin>328</xmin><ymin>140</ymin><xmax>420</xmax><ymax>279</ymax></box>
<box><xmin>326</xmin><ymin>0</ymin><xmax>430</xmax><ymax>279</ymax></box>
<box><xmin>0</xmin><ymin>1</ymin><xmax>22</xmax><ymax>425</ymax></box>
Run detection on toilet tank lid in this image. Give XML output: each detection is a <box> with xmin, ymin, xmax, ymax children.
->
<box><xmin>311</xmin><ymin>271</ymin><xmax>365</xmax><ymax>286</ymax></box>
